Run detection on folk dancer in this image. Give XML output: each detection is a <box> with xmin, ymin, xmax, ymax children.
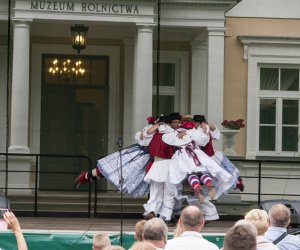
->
<box><xmin>143</xmin><ymin>112</ymin><xmax>181</xmax><ymax>223</ymax></box>
<box><xmin>75</xmin><ymin>116</ymin><xmax>156</xmax><ymax>198</ymax></box>
<box><xmin>193</xmin><ymin>115</ymin><xmax>244</xmax><ymax>191</ymax></box>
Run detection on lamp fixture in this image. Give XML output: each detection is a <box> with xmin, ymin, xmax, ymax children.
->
<box><xmin>48</xmin><ymin>58</ymin><xmax>86</xmax><ymax>81</ymax></box>
<box><xmin>70</xmin><ymin>24</ymin><xmax>89</xmax><ymax>54</ymax></box>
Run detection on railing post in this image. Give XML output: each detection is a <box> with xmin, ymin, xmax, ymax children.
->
<box><xmin>94</xmin><ymin>181</ymin><xmax>98</xmax><ymax>218</ymax></box>
<box><xmin>34</xmin><ymin>155</ymin><xmax>39</xmax><ymax>217</ymax></box>
<box><xmin>258</xmin><ymin>160</ymin><xmax>262</xmax><ymax>206</ymax></box>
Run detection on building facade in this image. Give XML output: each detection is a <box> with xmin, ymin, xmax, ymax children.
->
<box><xmin>0</xmin><ymin>0</ymin><xmax>236</xmax><ymax>192</ymax></box>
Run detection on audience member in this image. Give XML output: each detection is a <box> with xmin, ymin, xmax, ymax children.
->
<box><xmin>143</xmin><ymin>218</ymin><xmax>168</xmax><ymax>249</ymax></box>
<box><xmin>222</xmin><ymin>219</ymin><xmax>256</xmax><ymax>250</ymax></box>
<box><xmin>92</xmin><ymin>232</ymin><xmax>111</xmax><ymax>250</ymax></box>
<box><xmin>165</xmin><ymin>205</ymin><xmax>218</xmax><ymax>250</ymax></box>
<box><xmin>3</xmin><ymin>211</ymin><xmax>28</xmax><ymax>250</ymax></box>
<box><xmin>134</xmin><ymin>220</ymin><xmax>147</xmax><ymax>242</ymax></box>
<box><xmin>130</xmin><ymin>241</ymin><xmax>156</xmax><ymax>250</ymax></box>
<box><xmin>244</xmin><ymin>209</ymin><xmax>279</xmax><ymax>249</ymax></box>
<box><xmin>265</xmin><ymin>203</ymin><xmax>300</xmax><ymax>250</ymax></box>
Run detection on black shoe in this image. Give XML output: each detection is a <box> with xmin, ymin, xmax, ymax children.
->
<box><xmin>165</xmin><ymin>218</ymin><xmax>176</xmax><ymax>227</ymax></box>
<box><xmin>144</xmin><ymin>212</ymin><xmax>155</xmax><ymax>220</ymax></box>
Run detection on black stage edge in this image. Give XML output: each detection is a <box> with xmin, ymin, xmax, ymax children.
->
<box><xmin>14</xmin><ymin>211</ymin><xmax>243</xmax><ymax>221</ymax></box>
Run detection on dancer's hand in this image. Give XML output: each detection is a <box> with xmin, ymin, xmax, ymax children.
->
<box><xmin>177</xmin><ymin>131</ymin><xmax>186</xmax><ymax>139</ymax></box>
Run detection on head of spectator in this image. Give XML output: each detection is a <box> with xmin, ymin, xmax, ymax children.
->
<box><xmin>179</xmin><ymin>205</ymin><xmax>205</xmax><ymax>233</ymax></box>
<box><xmin>223</xmin><ymin>219</ymin><xmax>257</xmax><ymax>250</ymax></box>
<box><xmin>245</xmin><ymin>209</ymin><xmax>269</xmax><ymax>235</ymax></box>
<box><xmin>268</xmin><ymin>203</ymin><xmax>291</xmax><ymax>228</ymax></box>
<box><xmin>92</xmin><ymin>232</ymin><xmax>111</xmax><ymax>250</ymax></box>
<box><xmin>134</xmin><ymin>220</ymin><xmax>147</xmax><ymax>242</ymax></box>
<box><xmin>143</xmin><ymin>218</ymin><xmax>168</xmax><ymax>249</ymax></box>
<box><xmin>130</xmin><ymin>241</ymin><xmax>156</xmax><ymax>250</ymax></box>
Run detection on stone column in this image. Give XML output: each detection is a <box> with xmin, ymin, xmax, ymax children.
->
<box><xmin>207</xmin><ymin>27</ymin><xmax>226</xmax><ymax>151</ymax></box>
<box><xmin>190</xmin><ymin>40</ymin><xmax>208</xmax><ymax>116</ymax></box>
<box><xmin>8</xmin><ymin>19</ymin><xmax>32</xmax><ymax>194</ymax></box>
<box><xmin>123</xmin><ymin>39</ymin><xmax>135</xmax><ymax>145</ymax></box>
<box><xmin>9</xmin><ymin>19</ymin><xmax>32</xmax><ymax>153</ymax></box>
<box><xmin>132</xmin><ymin>24</ymin><xmax>153</xmax><ymax>134</ymax></box>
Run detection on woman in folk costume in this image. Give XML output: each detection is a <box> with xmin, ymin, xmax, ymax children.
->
<box><xmin>165</xmin><ymin>116</ymin><xmax>235</xmax><ymax>202</ymax></box>
<box><xmin>74</xmin><ymin>116</ymin><xmax>156</xmax><ymax>198</ymax></box>
<box><xmin>143</xmin><ymin>113</ymin><xmax>181</xmax><ymax>223</ymax></box>
<box><xmin>193</xmin><ymin>114</ymin><xmax>244</xmax><ymax>191</ymax></box>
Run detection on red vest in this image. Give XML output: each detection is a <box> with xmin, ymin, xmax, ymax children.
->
<box><xmin>146</xmin><ymin>132</ymin><xmax>175</xmax><ymax>172</ymax></box>
<box><xmin>200</xmin><ymin>135</ymin><xmax>215</xmax><ymax>157</ymax></box>
<box><xmin>148</xmin><ymin>132</ymin><xmax>175</xmax><ymax>159</ymax></box>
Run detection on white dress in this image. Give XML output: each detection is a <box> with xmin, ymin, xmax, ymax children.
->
<box><xmin>164</xmin><ymin>129</ymin><xmax>235</xmax><ymax>199</ymax></box>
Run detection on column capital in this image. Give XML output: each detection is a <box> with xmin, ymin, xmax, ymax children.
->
<box><xmin>135</xmin><ymin>23</ymin><xmax>155</xmax><ymax>33</ymax></box>
<box><xmin>207</xmin><ymin>27</ymin><xmax>226</xmax><ymax>36</ymax></box>
<box><xmin>12</xmin><ymin>18</ymin><xmax>32</xmax><ymax>29</ymax></box>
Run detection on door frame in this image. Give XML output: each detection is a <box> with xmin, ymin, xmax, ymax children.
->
<box><xmin>31</xmin><ymin>44</ymin><xmax>120</xmax><ymax>156</ymax></box>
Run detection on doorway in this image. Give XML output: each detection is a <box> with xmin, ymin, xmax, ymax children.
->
<box><xmin>40</xmin><ymin>54</ymin><xmax>109</xmax><ymax>190</ymax></box>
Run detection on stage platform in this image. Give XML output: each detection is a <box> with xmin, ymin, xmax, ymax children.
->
<box><xmin>18</xmin><ymin>217</ymin><xmax>234</xmax><ymax>234</ymax></box>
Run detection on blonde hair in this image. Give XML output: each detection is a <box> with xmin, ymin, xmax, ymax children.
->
<box><xmin>134</xmin><ymin>220</ymin><xmax>147</xmax><ymax>241</ymax></box>
<box><xmin>244</xmin><ymin>209</ymin><xmax>269</xmax><ymax>235</ymax></box>
<box><xmin>93</xmin><ymin>232</ymin><xmax>111</xmax><ymax>250</ymax></box>
<box><xmin>130</xmin><ymin>241</ymin><xmax>156</xmax><ymax>250</ymax></box>
<box><xmin>173</xmin><ymin>222</ymin><xmax>183</xmax><ymax>238</ymax></box>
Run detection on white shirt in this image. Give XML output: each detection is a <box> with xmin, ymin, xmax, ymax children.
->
<box><xmin>165</xmin><ymin>231</ymin><xmax>219</xmax><ymax>250</ymax></box>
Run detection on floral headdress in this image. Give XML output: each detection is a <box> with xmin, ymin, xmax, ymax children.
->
<box><xmin>180</xmin><ymin>119</ymin><xmax>196</xmax><ymax>130</ymax></box>
<box><xmin>147</xmin><ymin>116</ymin><xmax>156</xmax><ymax>124</ymax></box>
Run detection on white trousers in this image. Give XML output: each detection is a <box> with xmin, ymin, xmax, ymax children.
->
<box><xmin>143</xmin><ymin>179</ymin><xmax>176</xmax><ymax>221</ymax></box>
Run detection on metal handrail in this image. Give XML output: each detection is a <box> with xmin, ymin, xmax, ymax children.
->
<box><xmin>0</xmin><ymin>152</ymin><xmax>93</xmax><ymax>217</ymax></box>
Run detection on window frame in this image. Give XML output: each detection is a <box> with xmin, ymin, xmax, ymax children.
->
<box><xmin>239</xmin><ymin>36</ymin><xmax>300</xmax><ymax>158</ymax></box>
<box><xmin>152</xmin><ymin>50</ymin><xmax>189</xmax><ymax>115</ymax></box>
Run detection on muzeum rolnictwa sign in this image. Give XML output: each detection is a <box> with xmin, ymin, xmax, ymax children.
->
<box><xmin>30</xmin><ymin>1</ymin><xmax>140</xmax><ymax>14</ymax></box>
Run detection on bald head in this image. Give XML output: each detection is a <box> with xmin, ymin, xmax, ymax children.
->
<box><xmin>269</xmin><ymin>203</ymin><xmax>291</xmax><ymax>228</ymax></box>
<box><xmin>180</xmin><ymin>205</ymin><xmax>204</xmax><ymax>231</ymax></box>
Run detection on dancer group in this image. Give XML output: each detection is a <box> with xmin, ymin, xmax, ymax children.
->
<box><xmin>75</xmin><ymin>112</ymin><xmax>244</xmax><ymax>223</ymax></box>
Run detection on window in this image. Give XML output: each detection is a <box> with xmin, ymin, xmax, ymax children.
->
<box><xmin>152</xmin><ymin>62</ymin><xmax>177</xmax><ymax>115</ymax></box>
<box><xmin>259</xmin><ymin>67</ymin><xmax>299</xmax><ymax>153</ymax></box>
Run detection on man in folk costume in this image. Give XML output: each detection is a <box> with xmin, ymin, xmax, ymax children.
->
<box><xmin>143</xmin><ymin>113</ymin><xmax>182</xmax><ymax>223</ymax></box>
<box><xmin>192</xmin><ymin>115</ymin><xmax>244</xmax><ymax>192</ymax></box>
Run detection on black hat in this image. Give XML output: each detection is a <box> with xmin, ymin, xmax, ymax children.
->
<box><xmin>157</xmin><ymin>115</ymin><xmax>171</xmax><ymax>123</ymax></box>
<box><xmin>193</xmin><ymin>115</ymin><xmax>206</xmax><ymax>123</ymax></box>
<box><xmin>169</xmin><ymin>112</ymin><xmax>182</xmax><ymax>121</ymax></box>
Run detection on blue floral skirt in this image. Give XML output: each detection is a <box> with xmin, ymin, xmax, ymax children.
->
<box><xmin>97</xmin><ymin>144</ymin><xmax>150</xmax><ymax>197</ymax></box>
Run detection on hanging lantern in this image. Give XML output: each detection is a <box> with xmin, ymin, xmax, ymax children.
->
<box><xmin>70</xmin><ymin>24</ymin><xmax>89</xmax><ymax>54</ymax></box>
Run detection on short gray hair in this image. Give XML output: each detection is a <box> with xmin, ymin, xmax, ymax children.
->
<box><xmin>269</xmin><ymin>203</ymin><xmax>291</xmax><ymax>228</ymax></box>
<box><xmin>180</xmin><ymin>205</ymin><xmax>203</xmax><ymax>230</ymax></box>
<box><xmin>143</xmin><ymin>218</ymin><xmax>168</xmax><ymax>241</ymax></box>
